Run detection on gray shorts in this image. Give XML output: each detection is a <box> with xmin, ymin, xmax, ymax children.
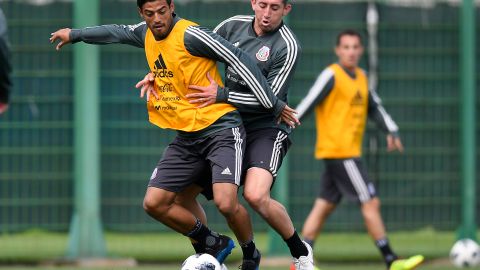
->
<box><xmin>242</xmin><ymin>128</ymin><xmax>291</xmax><ymax>181</ymax></box>
<box><xmin>319</xmin><ymin>158</ymin><xmax>377</xmax><ymax>204</ymax></box>
<box><xmin>148</xmin><ymin>126</ymin><xmax>246</xmax><ymax>193</ymax></box>
<box><xmin>198</xmin><ymin>128</ymin><xmax>291</xmax><ymax>200</ymax></box>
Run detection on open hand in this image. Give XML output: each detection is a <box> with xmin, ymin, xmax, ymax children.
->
<box><xmin>50</xmin><ymin>28</ymin><xmax>72</xmax><ymax>50</ymax></box>
<box><xmin>186</xmin><ymin>72</ymin><xmax>218</xmax><ymax>108</ymax></box>
<box><xmin>279</xmin><ymin>105</ymin><xmax>300</xmax><ymax>128</ymax></box>
<box><xmin>387</xmin><ymin>134</ymin><xmax>404</xmax><ymax>153</ymax></box>
<box><xmin>135</xmin><ymin>73</ymin><xmax>158</xmax><ymax>101</ymax></box>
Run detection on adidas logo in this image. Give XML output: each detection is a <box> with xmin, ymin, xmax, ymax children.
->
<box><xmin>221</xmin><ymin>167</ymin><xmax>232</xmax><ymax>175</ymax></box>
<box><xmin>351</xmin><ymin>89</ymin><xmax>363</xmax><ymax>105</ymax></box>
<box><xmin>153</xmin><ymin>53</ymin><xmax>174</xmax><ymax>78</ymax></box>
<box><xmin>233</xmin><ymin>41</ymin><xmax>240</xmax><ymax>47</ymax></box>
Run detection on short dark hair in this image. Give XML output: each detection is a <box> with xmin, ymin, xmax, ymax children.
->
<box><xmin>257</xmin><ymin>0</ymin><xmax>290</xmax><ymax>5</ymax></box>
<box><xmin>137</xmin><ymin>0</ymin><xmax>172</xmax><ymax>9</ymax></box>
<box><xmin>336</xmin><ymin>29</ymin><xmax>363</xmax><ymax>46</ymax></box>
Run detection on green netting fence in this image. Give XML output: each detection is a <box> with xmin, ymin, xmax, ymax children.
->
<box><xmin>0</xmin><ymin>0</ymin><xmax>478</xmax><ymax>236</ymax></box>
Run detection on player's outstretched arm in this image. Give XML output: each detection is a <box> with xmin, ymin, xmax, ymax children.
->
<box><xmin>187</xmin><ymin>72</ymin><xmax>299</xmax><ymax>128</ymax></box>
<box><xmin>50</xmin><ymin>28</ymin><xmax>72</xmax><ymax>50</ymax></box>
<box><xmin>367</xmin><ymin>89</ymin><xmax>402</xmax><ymax>152</ymax></box>
<box><xmin>50</xmin><ymin>23</ymin><xmax>146</xmax><ymax>50</ymax></box>
<box><xmin>183</xmin><ymin>26</ymin><xmax>300</xmax><ymax>127</ymax></box>
<box><xmin>295</xmin><ymin>68</ymin><xmax>335</xmax><ymax>122</ymax></box>
<box><xmin>183</xmin><ymin>26</ymin><xmax>301</xmax><ymax>125</ymax></box>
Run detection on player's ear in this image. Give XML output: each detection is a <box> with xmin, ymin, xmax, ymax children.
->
<box><xmin>170</xmin><ymin>0</ymin><xmax>175</xmax><ymax>14</ymax></box>
<box><xmin>250</xmin><ymin>0</ymin><xmax>256</xmax><ymax>10</ymax></box>
<box><xmin>138</xmin><ymin>7</ymin><xmax>144</xmax><ymax>19</ymax></box>
<box><xmin>283</xmin><ymin>3</ymin><xmax>292</xmax><ymax>16</ymax></box>
<box><xmin>334</xmin><ymin>46</ymin><xmax>340</xmax><ymax>57</ymax></box>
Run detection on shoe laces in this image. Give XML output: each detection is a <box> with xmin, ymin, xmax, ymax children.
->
<box><xmin>293</xmin><ymin>255</ymin><xmax>312</xmax><ymax>270</ymax></box>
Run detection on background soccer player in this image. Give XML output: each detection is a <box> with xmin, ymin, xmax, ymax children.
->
<box><xmin>0</xmin><ymin>7</ymin><xmax>11</xmax><ymax>115</ymax></box>
<box><xmin>50</xmin><ymin>0</ymin><xmax>299</xmax><ymax>267</ymax></box>
<box><xmin>295</xmin><ymin>29</ymin><xmax>424</xmax><ymax>270</ymax></box>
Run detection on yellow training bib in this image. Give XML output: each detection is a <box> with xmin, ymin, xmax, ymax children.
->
<box><xmin>144</xmin><ymin>19</ymin><xmax>236</xmax><ymax>132</ymax></box>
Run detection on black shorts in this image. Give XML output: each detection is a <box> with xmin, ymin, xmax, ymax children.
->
<box><xmin>319</xmin><ymin>158</ymin><xmax>377</xmax><ymax>204</ymax></box>
<box><xmin>148</xmin><ymin>126</ymin><xmax>246</xmax><ymax>193</ymax></box>
<box><xmin>242</xmin><ymin>128</ymin><xmax>291</xmax><ymax>181</ymax></box>
<box><xmin>199</xmin><ymin>128</ymin><xmax>291</xmax><ymax>200</ymax></box>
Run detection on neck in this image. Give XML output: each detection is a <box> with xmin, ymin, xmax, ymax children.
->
<box><xmin>340</xmin><ymin>63</ymin><xmax>356</xmax><ymax>72</ymax></box>
<box><xmin>253</xmin><ymin>22</ymin><xmax>265</xmax><ymax>36</ymax></box>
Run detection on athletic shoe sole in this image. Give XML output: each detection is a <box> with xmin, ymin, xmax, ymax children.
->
<box><xmin>216</xmin><ymin>239</ymin><xmax>235</xmax><ymax>264</ymax></box>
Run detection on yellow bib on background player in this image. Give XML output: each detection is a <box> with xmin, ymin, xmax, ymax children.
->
<box><xmin>144</xmin><ymin>19</ymin><xmax>235</xmax><ymax>132</ymax></box>
<box><xmin>314</xmin><ymin>63</ymin><xmax>368</xmax><ymax>159</ymax></box>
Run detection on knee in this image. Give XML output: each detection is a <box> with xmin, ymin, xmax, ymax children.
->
<box><xmin>316</xmin><ymin>199</ymin><xmax>337</xmax><ymax>218</ymax></box>
<box><xmin>143</xmin><ymin>194</ymin><xmax>169</xmax><ymax>216</ymax></box>
<box><xmin>361</xmin><ymin>198</ymin><xmax>381</xmax><ymax>217</ymax></box>
<box><xmin>366</xmin><ymin>197</ymin><xmax>381</xmax><ymax>209</ymax></box>
<box><xmin>214</xmin><ymin>198</ymin><xmax>237</xmax><ymax>218</ymax></box>
<box><xmin>244</xmin><ymin>190</ymin><xmax>269</xmax><ymax>212</ymax></box>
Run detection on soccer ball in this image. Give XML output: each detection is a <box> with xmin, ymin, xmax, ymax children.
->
<box><xmin>449</xmin><ymin>239</ymin><xmax>480</xmax><ymax>268</ymax></box>
<box><xmin>181</xmin><ymin>253</ymin><xmax>221</xmax><ymax>270</ymax></box>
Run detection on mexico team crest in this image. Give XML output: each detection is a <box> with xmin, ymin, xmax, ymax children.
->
<box><xmin>256</xmin><ymin>46</ymin><xmax>270</xmax><ymax>62</ymax></box>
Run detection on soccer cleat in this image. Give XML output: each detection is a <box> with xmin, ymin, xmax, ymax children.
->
<box><xmin>204</xmin><ymin>234</ymin><xmax>235</xmax><ymax>264</ymax></box>
<box><xmin>292</xmin><ymin>241</ymin><xmax>315</xmax><ymax>270</ymax></box>
<box><xmin>191</xmin><ymin>242</ymin><xmax>205</xmax><ymax>253</ymax></box>
<box><xmin>389</xmin><ymin>255</ymin><xmax>425</xmax><ymax>270</ymax></box>
<box><xmin>291</xmin><ymin>263</ymin><xmax>321</xmax><ymax>270</ymax></box>
<box><xmin>240</xmin><ymin>249</ymin><xmax>261</xmax><ymax>270</ymax></box>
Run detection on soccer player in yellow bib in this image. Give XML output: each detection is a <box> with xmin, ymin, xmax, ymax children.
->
<box><xmin>295</xmin><ymin>30</ymin><xmax>424</xmax><ymax>270</ymax></box>
<box><xmin>50</xmin><ymin>0</ymin><xmax>299</xmax><ymax>267</ymax></box>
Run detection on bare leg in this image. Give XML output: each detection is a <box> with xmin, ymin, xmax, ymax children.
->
<box><xmin>176</xmin><ymin>184</ymin><xmax>206</xmax><ymax>224</ymax></box>
<box><xmin>361</xmin><ymin>197</ymin><xmax>386</xmax><ymax>241</ymax></box>
<box><xmin>175</xmin><ymin>184</ymin><xmax>207</xmax><ymax>249</ymax></box>
<box><xmin>361</xmin><ymin>197</ymin><xmax>403</xmax><ymax>268</ymax></box>
<box><xmin>143</xmin><ymin>187</ymin><xmax>197</xmax><ymax>234</ymax></box>
<box><xmin>212</xmin><ymin>182</ymin><xmax>254</xmax><ymax>243</ymax></box>
<box><xmin>301</xmin><ymin>198</ymin><xmax>337</xmax><ymax>241</ymax></box>
<box><xmin>243</xmin><ymin>168</ymin><xmax>294</xmax><ymax>239</ymax></box>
